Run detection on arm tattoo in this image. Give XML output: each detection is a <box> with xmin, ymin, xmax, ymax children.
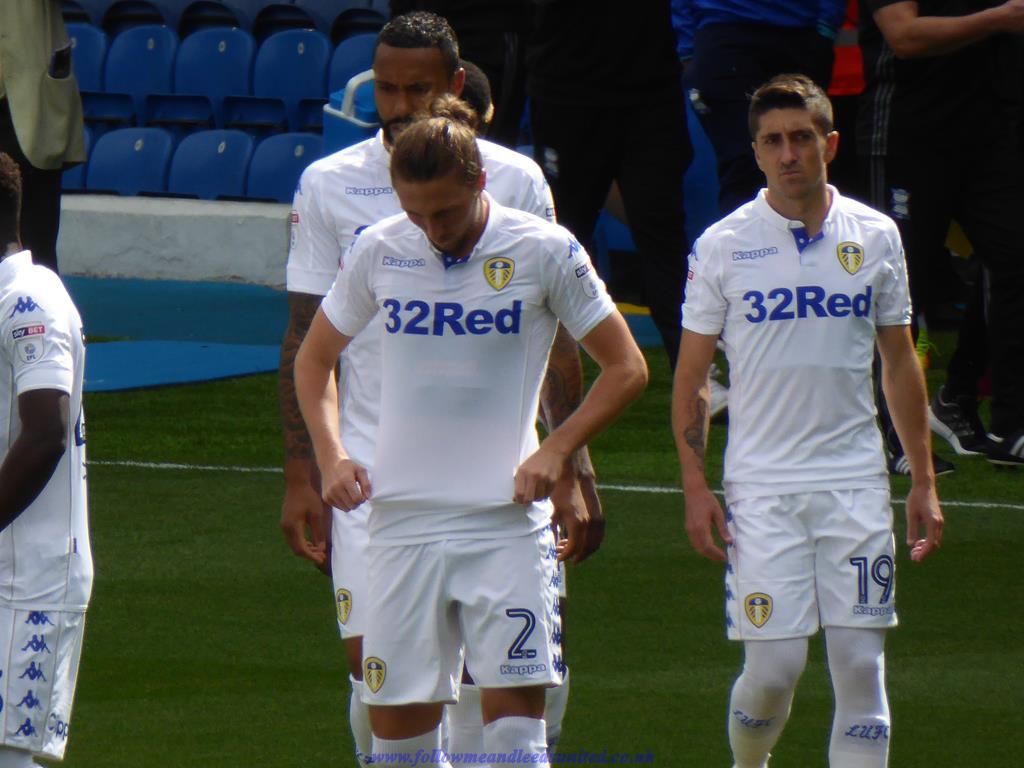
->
<box><xmin>683</xmin><ymin>397</ymin><xmax>708</xmax><ymax>469</ymax></box>
<box><xmin>540</xmin><ymin>323</ymin><xmax>583</xmax><ymax>432</ymax></box>
<box><xmin>278</xmin><ymin>292</ymin><xmax>323</xmax><ymax>462</ymax></box>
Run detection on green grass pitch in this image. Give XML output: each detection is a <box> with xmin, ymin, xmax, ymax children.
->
<box><xmin>64</xmin><ymin>344</ymin><xmax>1022</xmax><ymax>767</ymax></box>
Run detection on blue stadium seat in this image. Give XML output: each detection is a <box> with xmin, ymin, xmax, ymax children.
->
<box><xmin>101</xmin><ymin>1</ymin><xmax>179</xmax><ymax>34</ymax></box>
<box><xmin>146</xmin><ymin>26</ymin><xmax>256</xmax><ymax>132</ymax></box>
<box><xmin>224</xmin><ymin>28</ymin><xmax>330</xmax><ymax>133</ymax></box>
<box><xmin>246</xmin><ymin>132</ymin><xmax>322</xmax><ymax>202</ymax></box>
<box><xmin>330</xmin><ymin>6</ymin><xmax>387</xmax><ymax>44</ymax></box>
<box><xmin>294</xmin><ymin>1</ymin><xmax>380</xmax><ymax>42</ymax></box>
<box><xmin>66</xmin><ymin>23</ymin><xmax>109</xmax><ymax>92</ymax></box>
<box><xmin>180</xmin><ymin>0</ymin><xmax>251</xmax><ymax>36</ymax></box>
<box><xmin>327</xmin><ymin>32</ymin><xmax>376</xmax><ymax>94</ymax></box>
<box><xmin>92</xmin><ymin>25</ymin><xmax>178</xmax><ymax>126</ymax></box>
<box><xmin>63</xmin><ymin>0</ymin><xmax>117</xmax><ymax>26</ymax></box>
<box><xmin>85</xmin><ymin>127</ymin><xmax>174</xmax><ymax>195</ymax></box>
<box><xmin>168</xmin><ymin>129</ymin><xmax>254</xmax><ymax>198</ymax></box>
<box><xmin>251</xmin><ymin>2</ymin><xmax>318</xmax><ymax>41</ymax></box>
<box><xmin>62</xmin><ymin>126</ymin><xmax>94</xmax><ymax>192</ymax></box>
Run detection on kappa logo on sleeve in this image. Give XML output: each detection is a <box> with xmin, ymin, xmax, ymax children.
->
<box><xmin>8</xmin><ymin>297</ymin><xmax>42</xmax><ymax>317</ymax></box>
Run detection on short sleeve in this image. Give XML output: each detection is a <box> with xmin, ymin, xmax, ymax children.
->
<box><xmin>320</xmin><ymin>233</ymin><xmax>379</xmax><ymax>339</ymax></box>
<box><xmin>681</xmin><ymin>234</ymin><xmax>727</xmax><ymax>335</ymax></box>
<box><xmin>542</xmin><ymin>230</ymin><xmax>616</xmax><ymax>340</ymax></box>
<box><xmin>286</xmin><ymin>166</ymin><xmax>344</xmax><ymax>296</ymax></box>
<box><xmin>875</xmin><ymin>228</ymin><xmax>913</xmax><ymax>326</ymax></box>
<box><xmin>0</xmin><ymin>293</ymin><xmax>75</xmax><ymax>396</ymax></box>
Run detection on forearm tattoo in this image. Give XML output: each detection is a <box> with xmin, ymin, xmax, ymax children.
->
<box><xmin>540</xmin><ymin>323</ymin><xmax>584</xmax><ymax>432</ymax></box>
<box><xmin>278</xmin><ymin>293</ymin><xmax>321</xmax><ymax>461</ymax></box>
<box><xmin>683</xmin><ymin>397</ymin><xmax>708</xmax><ymax>468</ymax></box>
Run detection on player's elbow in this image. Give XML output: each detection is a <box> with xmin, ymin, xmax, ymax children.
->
<box><xmin>622</xmin><ymin>354</ymin><xmax>649</xmax><ymax>402</ymax></box>
<box><xmin>26</xmin><ymin>422</ymin><xmax>67</xmax><ymax>468</ymax></box>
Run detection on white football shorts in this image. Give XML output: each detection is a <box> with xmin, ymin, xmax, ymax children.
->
<box><xmin>0</xmin><ymin>606</ymin><xmax>87</xmax><ymax>759</ymax></box>
<box><xmin>361</xmin><ymin>527</ymin><xmax>563</xmax><ymax>705</ymax></box>
<box><xmin>330</xmin><ymin>502</ymin><xmax>371</xmax><ymax>639</ymax></box>
<box><xmin>724</xmin><ymin>488</ymin><xmax>897</xmax><ymax>640</ymax></box>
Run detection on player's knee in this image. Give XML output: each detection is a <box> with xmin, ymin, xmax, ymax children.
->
<box><xmin>825</xmin><ymin>627</ymin><xmax>886</xmax><ymax>674</ymax></box>
<box><xmin>743</xmin><ymin>638</ymin><xmax>808</xmax><ymax>694</ymax></box>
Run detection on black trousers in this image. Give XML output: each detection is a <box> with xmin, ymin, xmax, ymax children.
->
<box><xmin>866</xmin><ymin>138</ymin><xmax>1024</xmax><ymax>436</ymax></box>
<box><xmin>682</xmin><ymin>22</ymin><xmax>834</xmax><ymax>216</ymax></box>
<box><xmin>0</xmin><ymin>99</ymin><xmax>63</xmax><ymax>273</ymax></box>
<box><xmin>530</xmin><ymin>86</ymin><xmax>693</xmax><ymax>367</ymax></box>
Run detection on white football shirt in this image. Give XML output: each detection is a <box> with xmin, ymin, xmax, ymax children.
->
<box><xmin>682</xmin><ymin>186</ymin><xmax>911</xmax><ymax>500</ymax></box>
<box><xmin>288</xmin><ymin>130</ymin><xmax>555</xmax><ymax>467</ymax></box>
<box><xmin>0</xmin><ymin>252</ymin><xmax>92</xmax><ymax>609</ymax></box>
<box><xmin>321</xmin><ymin>195</ymin><xmax>614</xmax><ymax>544</ymax></box>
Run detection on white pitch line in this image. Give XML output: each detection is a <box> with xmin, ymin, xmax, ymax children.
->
<box><xmin>88</xmin><ymin>459</ymin><xmax>1024</xmax><ymax>512</ymax></box>
<box><xmin>88</xmin><ymin>459</ymin><xmax>281</xmax><ymax>474</ymax></box>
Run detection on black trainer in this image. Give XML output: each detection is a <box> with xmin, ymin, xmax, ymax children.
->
<box><xmin>929</xmin><ymin>386</ymin><xmax>991</xmax><ymax>456</ymax></box>
<box><xmin>887</xmin><ymin>448</ymin><xmax>955</xmax><ymax>477</ymax></box>
<box><xmin>986</xmin><ymin>430</ymin><xmax>1024</xmax><ymax>467</ymax></box>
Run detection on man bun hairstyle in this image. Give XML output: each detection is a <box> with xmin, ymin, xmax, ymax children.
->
<box><xmin>421</xmin><ymin>93</ymin><xmax>480</xmax><ymax>133</ymax></box>
<box><xmin>748</xmin><ymin>73</ymin><xmax>834</xmax><ymax>139</ymax></box>
<box><xmin>390</xmin><ymin>116</ymin><xmax>483</xmax><ymax>188</ymax></box>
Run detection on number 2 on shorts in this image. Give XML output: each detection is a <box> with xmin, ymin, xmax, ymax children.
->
<box><xmin>505</xmin><ymin>608</ymin><xmax>537</xmax><ymax>660</ymax></box>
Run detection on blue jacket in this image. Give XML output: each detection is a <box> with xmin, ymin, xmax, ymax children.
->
<box><xmin>671</xmin><ymin>0</ymin><xmax>847</xmax><ymax>59</ymax></box>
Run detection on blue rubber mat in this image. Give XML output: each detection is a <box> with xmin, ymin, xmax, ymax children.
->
<box><xmin>65</xmin><ymin>277</ymin><xmax>288</xmax><ymax>345</ymax></box>
<box><xmin>65</xmin><ymin>276</ymin><xmax>659</xmax><ymax>391</ymax></box>
<box><xmin>85</xmin><ymin>341</ymin><xmax>279</xmax><ymax>392</ymax></box>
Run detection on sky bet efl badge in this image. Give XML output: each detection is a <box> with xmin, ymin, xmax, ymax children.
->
<box><xmin>364</xmin><ymin>657</ymin><xmax>387</xmax><ymax>693</ymax></box>
<box><xmin>335</xmin><ymin>588</ymin><xmax>352</xmax><ymax>625</ymax></box>
<box><xmin>744</xmin><ymin>593</ymin><xmax>773</xmax><ymax>628</ymax></box>
<box><xmin>837</xmin><ymin>242</ymin><xmax>864</xmax><ymax>275</ymax></box>
<box><xmin>484</xmin><ymin>257</ymin><xmax>514</xmax><ymax>291</ymax></box>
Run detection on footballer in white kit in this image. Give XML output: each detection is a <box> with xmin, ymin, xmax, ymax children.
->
<box><xmin>673</xmin><ymin>74</ymin><xmax>942</xmax><ymax>768</ymax></box>
<box><xmin>295</xmin><ymin>114</ymin><xmax>646</xmax><ymax>764</ymax></box>
<box><xmin>683</xmin><ymin>185</ymin><xmax>908</xmax><ymax>638</ymax></box>
<box><xmin>288</xmin><ymin>129</ymin><xmax>555</xmax><ymax>644</ymax></box>
<box><xmin>0</xmin><ymin>250</ymin><xmax>92</xmax><ymax>761</ymax></box>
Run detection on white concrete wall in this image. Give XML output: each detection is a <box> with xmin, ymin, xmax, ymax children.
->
<box><xmin>58</xmin><ymin>195</ymin><xmax>292</xmax><ymax>288</ymax></box>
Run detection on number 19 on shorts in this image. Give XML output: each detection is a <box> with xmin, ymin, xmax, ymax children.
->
<box><xmin>849</xmin><ymin>555</ymin><xmax>894</xmax><ymax>616</ymax></box>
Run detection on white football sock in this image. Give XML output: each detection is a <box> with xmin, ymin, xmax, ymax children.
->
<box><xmin>728</xmin><ymin>637</ymin><xmax>808</xmax><ymax>768</ymax></box>
<box><xmin>373</xmin><ymin>726</ymin><xmax>451</xmax><ymax>767</ymax></box>
<box><xmin>826</xmin><ymin>627</ymin><xmax>890</xmax><ymax>768</ymax></box>
<box><xmin>349</xmin><ymin>675</ymin><xmax>373</xmax><ymax>765</ymax></box>
<box><xmin>545</xmin><ymin>669</ymin><xmax>570</xmax><ymax>752</ymax></box>
<box><xmin>446</xmin><ymin>683</ymin><xmax>486</xmax><ymax>767</ymax></box>
<box><xmin>482</xmin><ymin>716</ymin><xmax>549</xmax><ymax>767</ymax></box>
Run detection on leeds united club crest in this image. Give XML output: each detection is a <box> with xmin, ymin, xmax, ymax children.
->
<box><xmin>484</xmin><ymin>257</ymin><xmax>515</xmax><ymax>291</ymax></box>
<box><xmin>364</xmin><ymin>657</ymin><xmax>387</xmax><ymax>693</ymax></box>
<box><xmin>336</xmin><ymin>588</ymin><xmax>352</xmax><ymax>625</ymax></box>
<box><xmin>836</xmin><ymin>242</ymin><xmax>864</xmax><ymax>275</ymax></box>
<box><xmin>744</xmin><ymin>593</ymin><xmax>773</xmax><ymax>628</ymax></box>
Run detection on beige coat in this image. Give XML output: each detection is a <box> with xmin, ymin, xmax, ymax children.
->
<box><xmin>0</xmin><ymin>0</ymin><xmax>86</xmax><ymax>169</ymax></box>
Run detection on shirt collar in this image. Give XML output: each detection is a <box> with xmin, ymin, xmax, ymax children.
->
<box><xmin>427</xmin><ymin>191</ymin><xmax>499</xmax><ymax>269</ymax></box>
<box><xmin>753</xmin><ymin>185</ymin><xmax>840</xmax><ymax>253</ymax></box>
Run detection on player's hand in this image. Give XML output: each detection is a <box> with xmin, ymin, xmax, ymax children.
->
<box><xmin>513</xmin><ymin>445</ymin><xmax>567</xmax><ymax>504</ymax></box>
<box><xmin>550</xmin><ymin>474</ymin><xmax>590</xmax><ymax>563</ymax></box>
<box><xmin>905</xmin><ymin>483</ymin><xmax>943</xmax><ymax>562</ymax></box>
<box><xmin>280</xmin><ymin>481</ymin><xmax>331</xmax><ymax>572</ymax></box>
<box><xmin>684</xmin><ymin>485</ymin><xmax>732</xmax><ymax>562</ymax></box>
<box><xmin>576</xmin><ymin>471</ymin><xmax>604</xmax><ymax>561</ymax></box>
<box><xmin>321</xmin><ymin>458</ymin><xmax>372</xmax><ymax>512</ymax></box>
